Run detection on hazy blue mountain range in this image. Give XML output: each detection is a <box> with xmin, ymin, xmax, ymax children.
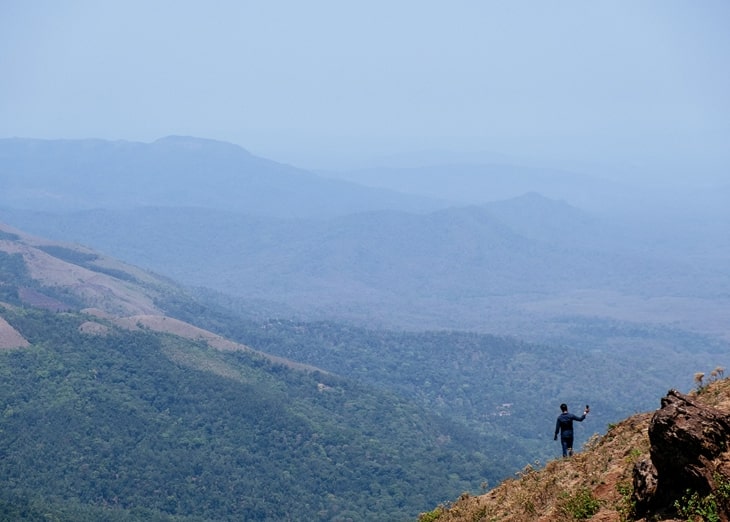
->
<box><xmin>319</xmin><ymin>163</ymin><xmax>627</xmax><ymax>212</ymax></box>
<box><xmin>0</xmin><ymin>136</ymin><xmax>727</xmax><ymax>354</ymax></box>
<box><xmin>0</xmin><ymin>200</ymin><xmax>694</xmax><ymax>298</ymax></box>
<box><xmin>318</xmin><ymin>162</ymin><xmax>730</xmax><ymax>222</ymax></box>
<box><xmin>2</xmin><ymin>195</ymin><xmax>727</xmax><ymax>345</ymax></box>
<box><xmin>0</xmin><ymin>136</ymin><xmax>444</xmax><ymax>216</ymax></box>
<box><xmin>6</xmin><ymin>136</ymin><xmax>727</xmax><ymax>223</ymax></box>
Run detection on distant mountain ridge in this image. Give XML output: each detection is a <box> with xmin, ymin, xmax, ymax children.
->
<box><xmin>320</xmin><ymin>160</ymin><xmax>730</xmax><ymax>223</ymax></box>
<box><xmin>320</xmin><ymin>162</ymin><xmax>627</xmax><ymax>211</ymax></box>
<box><xmin>1</xmin><ymin>136</ymin><xmax>727</xmax><ymax>365</ymax></box>
<box><xmin>0</xmin><ymin>136</ymin><xmax>443</xmax><ymax>216</ymax></box>
<box><xmin>2</xmin><ymin>192</ymin><xmax>724</xmax><ymax>338</ymax></box>
<box><xmin>4</xmin><ymin>135</ymin><xmax>727</xmax><ymax>224</ymax></box>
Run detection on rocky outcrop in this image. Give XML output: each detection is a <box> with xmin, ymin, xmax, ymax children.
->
<box><xmin>632</xmin><ymin>458</ymin><xmax>658</xmax><ymax>513</ymax></box>
<box><xmin>633</xmin><ymin>389</ymin><xmax>730</xmax><ymax>520</ymax></box>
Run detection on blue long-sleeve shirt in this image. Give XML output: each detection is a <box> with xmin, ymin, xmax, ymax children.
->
<box><xmin>555</xmin><ymin>411</ymin><xmax>586</xmax><ymax>439</ymax></box>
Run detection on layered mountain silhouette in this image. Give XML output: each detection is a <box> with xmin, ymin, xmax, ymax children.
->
<box><xmin>1</xmin><ymin>131</ymin><xmax>728</xmax><ymax>520</ymax></box>
<box><xmin>1</xmin><ymin>136</ymin><xmax>727</xmax><ymax>348</ymax></box>
<box><xmin>0</xmin><ymin>136</ymin><xmax>442</xmax><ymax>216</ymax></box>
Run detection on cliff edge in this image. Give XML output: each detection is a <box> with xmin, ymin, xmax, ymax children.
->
<box><xmin>421</xmin><ymin>372</ymin><xmax>730</xmax><ymax>522</ymax></box>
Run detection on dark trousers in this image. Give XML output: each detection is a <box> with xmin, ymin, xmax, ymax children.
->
<box><xmin>561</xmin><ymin>436</ymin><xmax>574</xmax><ymax>457</ymax></box>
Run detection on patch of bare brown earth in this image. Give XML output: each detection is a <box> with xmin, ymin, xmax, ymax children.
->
<box><xmin>0</xmin><ymin>315</ymin><xmax>30</xmax><ymax>349</ymax></box>
<box><xmin>1</xmin><ymin>224</ymin><xmax>325</xmax><ymax>378</ymax></box>
<box><xmin>78</xmin><ymin>320</ymin><xmax>111</xmax><ymax>336</ymax></box>
<box><xmin>1</xmin><ymin>223</ymin><xmax>167</xmax><ymax>316</ymax></box>
<box><xmin>82</xmin><ymin>310</ymin><xmax>323</xmax><ymax>374</ymax></box>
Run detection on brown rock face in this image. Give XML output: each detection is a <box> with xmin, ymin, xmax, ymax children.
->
<box><xmin>633</xmin><ymin>389</ymin><xmax>730</xmax><ymax>520</ymax></box>
<box><xmin>632</xmin><ymin>458</ymin><xmax>658</xmax><ymax>514</ymax></box>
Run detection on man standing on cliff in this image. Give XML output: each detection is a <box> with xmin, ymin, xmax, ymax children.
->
<box><xmin>554</xmin><ymin>403</ymin><xmax>589</xmax><ymax>457</ymax></box>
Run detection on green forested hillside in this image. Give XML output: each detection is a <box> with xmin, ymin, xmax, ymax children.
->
<box><xmin>158</xmin><ymin>290</ymin><xmax>725</xmax><ymax>468</ymax></box>
<box><xmin>0</xmin><ymin>307</ymin><xmax>497</xmax><ymax>521</ymax></box>
<box><xmin>1</xmin><ymin>221</ymin><xmax>726</xmax><ymax>521</ymax></box>
<box><xmin>180</xmin><ymin>317</ymin><xmax>679</xmax><ymax>455</ymax></box>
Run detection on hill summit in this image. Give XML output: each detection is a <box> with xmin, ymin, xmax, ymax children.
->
<box><xmin>422</xmin><ymin>373</ymin><xmax>730</xmax><ymax>522</ymax></box>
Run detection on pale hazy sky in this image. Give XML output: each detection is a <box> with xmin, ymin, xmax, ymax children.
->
<box><xmin>2</xmin><ymin>1</ymin><xmax>729</xmax><ymax>178</ymax></box>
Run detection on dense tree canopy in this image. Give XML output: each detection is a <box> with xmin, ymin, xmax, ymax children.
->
<box><xmin>0</xmin><ymin>307</ymin><xmax>499</xmax><ymax>521</ymax></box>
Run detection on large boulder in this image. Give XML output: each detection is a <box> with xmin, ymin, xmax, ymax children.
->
<box><xmin>633</xmin><ymin>389</ymin><xmax>730</xmax><ymax>520</ymax></box>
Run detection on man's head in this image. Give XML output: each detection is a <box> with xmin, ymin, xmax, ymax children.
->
<box><xmin>560</xmin><ymin>403</ymin><xmax>568</xmax><ymax>412</ymax></box>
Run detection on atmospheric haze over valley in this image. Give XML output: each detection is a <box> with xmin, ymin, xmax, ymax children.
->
<box><xmin>1</xmin><ymin>2</ymin><xmax>729</xmax><ymax>521</ymax></box>
<box><xmin>1</xmin><ymin>136</ymin><xmax>727</xmax><ymax>352</ymax></box>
